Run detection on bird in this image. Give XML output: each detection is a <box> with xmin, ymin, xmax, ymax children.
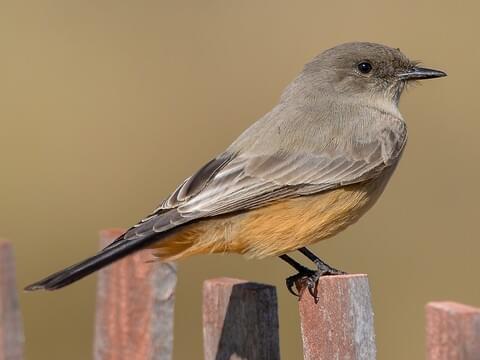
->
<box><xmin>25</xmin><ymin>42</ymin><xmax>446</xmax><ymax>297</ymax></box>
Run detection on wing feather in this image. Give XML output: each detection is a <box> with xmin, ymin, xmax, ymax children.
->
<box><xmin>124</xmin><ymin>110</ymin><xmax>407</xmax><ymax>240</ymax></box>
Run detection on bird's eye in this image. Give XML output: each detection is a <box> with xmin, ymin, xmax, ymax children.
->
<box><xmin>357</xmin><ymin>62</ymin><xmax>373</xmax><ymax>74</ymax></box>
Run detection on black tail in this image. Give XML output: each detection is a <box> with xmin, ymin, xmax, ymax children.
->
<box><xmin>24</xmin><ymin>233</ymin><xmax>160</xmax><ymax>291</ymax></box>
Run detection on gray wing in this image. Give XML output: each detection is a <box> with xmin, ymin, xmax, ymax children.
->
<box><xmin>125</xmin><ymin>119</ymin><xmax>406</xmax><ymax>241</ymax></box>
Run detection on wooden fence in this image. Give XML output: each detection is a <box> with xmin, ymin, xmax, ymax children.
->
<box><xmin>2</xmin><ymin>231</ymin><xmax>480</xmax><ymax>359</ymax></box>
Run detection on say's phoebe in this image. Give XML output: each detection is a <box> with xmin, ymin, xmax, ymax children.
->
<box><xmin>26</xmin><ymin>42</ymin><xmax>446</xmax><ymax>296</ymax></box>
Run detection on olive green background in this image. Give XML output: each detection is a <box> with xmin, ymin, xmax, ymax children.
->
<box><xmin>1</xmin><ymin>1</ymin><xmax>478</xmax><ymax>359</ymax></box>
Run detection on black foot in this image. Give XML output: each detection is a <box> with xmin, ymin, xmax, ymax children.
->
<box><xmin>285</xmin><ymin>263</ymin><xmax>345</xmax><ymax>301</ymax></box>
<box><xmin>285</xmin><ymin>266</ymin><xmax>319</xmax><ymax>299</ymax></box>
<box><xmin>279</xmin><ymin>249</ymin><xmax>347</xmax><ymax>302</ymax></box>
<box><xmin>299</xmin><ymin>247</ymin><xmax>347</xmax><ymax>276</ymax></box>
<box><xmin>312</xmin><ymin>259</ymin><xmax>346</xmax><ymax>276</ymax></box>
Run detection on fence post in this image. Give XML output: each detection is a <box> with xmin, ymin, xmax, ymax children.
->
<box><xmin>202</xmin><ymin>277</ymin><xmax>280</xmax><ymax>360</ymax></box>
<box><xmin>426</xmin><ymin>301</ymin><xmax>480</xmax><ymax>360</ymax></box>
<box><xmin>93</xmin><ymin>229</ymin><xmax>177</xmax><ymax>360</ymax></box>
<box><xmin>0</xmin><ymin>242</ymin><xmax>24</xmax><ymax>360</ymax></box>
<box><xmin>298</xmin><ymin>274</ymin><xmax>376</xmax><ymax>360</ymax></box>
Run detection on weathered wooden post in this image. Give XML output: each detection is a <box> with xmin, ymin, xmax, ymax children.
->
<box><xmin>298</xmin><ymin>274</ymin><xmax>376</xmax><ymax>360</ymax></box>
<box><xmin>426</xmin><ymin>301</ymin><xmax>480</xmax><ymax>360</ymax></box>
<box><xmin>93</xmin><ymin>229</ymin><xmax>177</xmax><ymax>360</ymax></box>
<box><xmin>202</xmin><ymin>277</ymin><xmax>280</xmax><ymax>360</ymax></box>
<box><xmin>0</xmin><ymin>241</ymin><xmax>24</xmax><ymax>360</ymax></box>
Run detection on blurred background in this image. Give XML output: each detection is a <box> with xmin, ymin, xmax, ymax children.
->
<box><xmin>1</xmin><ymin>0</ymin><xmax>478</xmax><ymax>359</ymax></box>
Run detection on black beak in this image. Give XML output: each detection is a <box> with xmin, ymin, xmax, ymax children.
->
<box><xmin>398</xmin><ymin>67</ymin><xmax>447</xmax><ymax>80</ymax></box>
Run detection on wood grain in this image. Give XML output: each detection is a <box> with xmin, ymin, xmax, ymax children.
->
<box><xmin>93</xmin><ymin>229</ymin><xmax>177</xmax><ymax>360</ymax></box>
<box><xmin>298</xmin><ymin>274</ymin><xmax>376</xmax><ymax>360</ymax></box>
<box><xmin>202</xmin><ymin>277</ymin><xmax>280</xmax><ymax>360</ymax></box>
<box><xmin>426</xmin><ymin>301</ymin><xmax>480</xmax><ymax>360</ymax></box>
<box><xmin>0</xmin><ymin>242</ymin><xmax>24</xmax><ymax>360</ymax></box>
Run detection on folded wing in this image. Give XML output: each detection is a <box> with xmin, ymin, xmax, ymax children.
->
<box><xmin>125</xmin><ymin>121</ymin><xmax>406</xmax><ymax>241</ymax></box>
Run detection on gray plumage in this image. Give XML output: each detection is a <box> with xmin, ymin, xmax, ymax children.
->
<box><xmin>127</xmin><ymin>42</ymin><xmax>410</xmax><ymax>240</ymax></box>
<box><xmin>26</xmin><ymin>42</ymin><xmax>446</xmax><ymax>291</ymax></box>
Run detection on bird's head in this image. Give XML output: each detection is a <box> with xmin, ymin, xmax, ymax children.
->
<box><xmin>284</xmin><ymin>42</ymin><xmax>446</xmax><ymax>106</ymax></box>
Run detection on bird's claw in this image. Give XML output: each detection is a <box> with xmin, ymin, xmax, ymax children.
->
<box><xmin>313</xmin><ymin>259</ymin><xmax>346</xmax><ymax>276</ymax></box>
<box><xmin>285</xmin><ymin>266</ymin><xmax>346</xmax><ymax>302</ymax></box>
<box><xmin>285</xmin><ymin>268</ymin><xmax>320</xmax><ymax>302</ymax></box>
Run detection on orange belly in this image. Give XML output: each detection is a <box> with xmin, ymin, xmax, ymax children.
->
<box><xmin>150</xmin><ymin>174</ymin><xmax>391</xmax><ymax>261</ymax></box>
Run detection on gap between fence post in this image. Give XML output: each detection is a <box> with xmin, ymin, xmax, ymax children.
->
<box><xmin>202</xmin><ymin>277</ymin><xmax>280</xmax><ymax>360</ymax></box>
<box><xmin>298</xmin><ymin>274</ymin><xmax>376</xmax><ymax>360</ymax></box>
<box><xmin>93</xmin><ymin>229</ymin><xmax>177</xmax><ymax>360</ymax></box>
<box><xmin>426</xmin><ymin>301</ymin><xmax>480</xmax><ymax>360</ymax></box>
<box><xmin>0</xmin><ymin>242</ymin><xmax>24</xmax><ymax>360</ymax></box>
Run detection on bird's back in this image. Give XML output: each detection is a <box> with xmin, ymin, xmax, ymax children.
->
<box><xmin>150</xmin><ymin>99</ymin><xmax>408</xmax><ymax>260</ymax></box>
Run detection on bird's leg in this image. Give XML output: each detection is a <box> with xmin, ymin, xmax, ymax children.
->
<box><xmin>279</xmin><ymin>249</ymin><xmax>347</xmax><ymax>300</ymax></box>
<box><xmin>298</xmin><ymin>247</ymin><xmax>346</xmax><ymax>276</ymax></box>
<box><xmin>279</xmin><ymin>254</ymin><xmax>305</xmax><ymax>272</ymax></box>
<box><xmin>279</xmin><ymin>254</ymin><xmax>320</xmax><ymax>299</ymax></box>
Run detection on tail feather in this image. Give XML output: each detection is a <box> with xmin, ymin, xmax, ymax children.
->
<box><xmin>24</xmin><ymin>233</ymin><xmax>160</xmax><ymax>291</ymax></box>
